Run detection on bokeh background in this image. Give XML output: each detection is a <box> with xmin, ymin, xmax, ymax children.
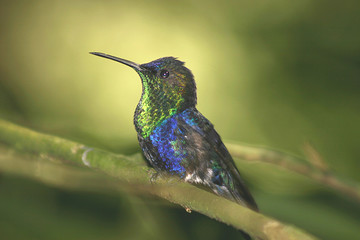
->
<box><xmin>0</xmin><ymin>0</ymin><xmax>359</xmax><ymax>239</ymax></box>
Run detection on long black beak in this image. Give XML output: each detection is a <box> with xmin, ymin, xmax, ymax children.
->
<box><xmin>90</xmin><ymin>52</ymin><xmax>142</xmax><ymax>71</ymax></box>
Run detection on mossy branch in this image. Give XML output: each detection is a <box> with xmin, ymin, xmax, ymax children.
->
<box><xmin>0</xmin><ymin>119</ymin><xmax>319</xmax><ymax>240</ymax></box>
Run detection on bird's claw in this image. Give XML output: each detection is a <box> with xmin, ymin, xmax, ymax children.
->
<box><xmin>147</xmin><ymin>168</ymin><xmax>160</xmax><ymax>184</ymax></box>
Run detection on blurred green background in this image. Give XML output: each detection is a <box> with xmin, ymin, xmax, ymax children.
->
<box><xmin>0</xmin><ymin>0</ymin><xmax>359</xmax><ymax>239</ymax></box>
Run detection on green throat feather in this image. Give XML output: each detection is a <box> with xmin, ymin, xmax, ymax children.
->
<box><xmin>134</xmin><ymin>71</ymin><xmax>186</xmax><ymax>138</ymax></box>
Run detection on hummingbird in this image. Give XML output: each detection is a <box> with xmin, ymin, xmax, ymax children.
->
<box><xmin>90</xmin><ymin>52</ymin><xmax>258</xmax><ymax>211</ymax></box>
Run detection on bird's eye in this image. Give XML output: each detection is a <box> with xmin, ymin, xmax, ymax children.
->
<box><xmin>160</xmin><ymin>69</ymin><xmax>169</xmax><ymax>79</ymax></box>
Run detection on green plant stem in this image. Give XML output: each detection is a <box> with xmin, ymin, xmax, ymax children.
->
<box><xmin>0</xmin><ymin>119</ymin><xmax>319</xmax><ymax>240</ymax></box>
<box><xmin>227</xmin><ymin>143</ymin><xmax>360</xmax><ymax>203</ymax></box>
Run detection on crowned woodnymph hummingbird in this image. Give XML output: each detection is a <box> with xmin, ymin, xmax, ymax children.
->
<box><xmin>90</xmin><ymin>52</ymin><xmax>258</xmax><ymax>212</ymax></box>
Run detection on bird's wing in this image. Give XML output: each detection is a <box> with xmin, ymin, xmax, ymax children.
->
<box><xmin>175</xmin><ymin>108</ymin><xmax>258</xmax><ymax>210</ymax></box>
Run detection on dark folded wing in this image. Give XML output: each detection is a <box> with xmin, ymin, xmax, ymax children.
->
<box><xmin>175</xmin><ymin>109</ymin><xmax>258</xmax><ymax>210</ymax></box>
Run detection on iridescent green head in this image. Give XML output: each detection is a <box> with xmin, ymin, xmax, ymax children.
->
<box><xmin>90</xmin><ymin>52</ymin><xmax>197</xmax><ymax>138</ymax></box>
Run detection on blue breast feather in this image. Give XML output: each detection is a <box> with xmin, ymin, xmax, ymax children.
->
<box><xmin>149</xmin><ymin>109</ymin><xmax>202</xmax><ymax>176</ymax></box>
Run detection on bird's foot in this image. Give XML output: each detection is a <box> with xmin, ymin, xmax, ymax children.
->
<box><xmin>147</xmin><ymin>168</ymin><xmax>160</xmax><ymax>184</ymax></box>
